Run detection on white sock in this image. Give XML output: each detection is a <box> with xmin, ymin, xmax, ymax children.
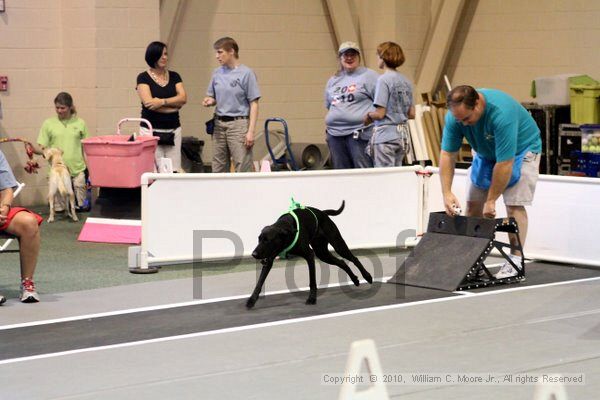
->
<box><xmin>509</xmin><ymin>254</ymin><xmax>521</xmax><ymax>267</ymax></box>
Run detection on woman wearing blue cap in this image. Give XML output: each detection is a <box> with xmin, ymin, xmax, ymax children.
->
<box><xmin>324</xmin><ymin>41</ymin><xmax>378</xmax><ymax>169</ymax></box>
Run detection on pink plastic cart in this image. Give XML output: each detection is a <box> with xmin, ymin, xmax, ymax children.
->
<box><xmin>82</xmin><ymin>118</ymin><xmax>159</xmax><ymax>188</ymax></box>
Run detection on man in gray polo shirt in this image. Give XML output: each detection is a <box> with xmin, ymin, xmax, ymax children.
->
<box><xmin>203</xmin><ymin>37</ymin><xmax>261</xmax><ymax>173</ymax></box>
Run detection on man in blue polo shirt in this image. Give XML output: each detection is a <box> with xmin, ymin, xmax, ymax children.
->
<box><xmin>439</xmin><ymin>85</ymin><xmax>541</xmax><ymax>279</ymax></box>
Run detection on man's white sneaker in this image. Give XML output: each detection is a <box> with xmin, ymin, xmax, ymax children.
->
<box><xmin>494</xmin><ymin>262</ymin><xmax>518</xmax><ymax>279</ymax></box>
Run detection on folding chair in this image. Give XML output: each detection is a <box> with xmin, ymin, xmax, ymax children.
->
<box><xmin>0</xmin><ymin>181</ymin><xmax>25</xmax><ymax>253</ymax></box>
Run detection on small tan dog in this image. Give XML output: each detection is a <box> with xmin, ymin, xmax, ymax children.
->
<box><xmin>43</xmin><ymin>148</ymin><xmax>78</xmax><ymax>223</ymax></box>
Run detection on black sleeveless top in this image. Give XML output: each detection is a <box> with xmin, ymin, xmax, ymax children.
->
<box><xmin>136</xmin><ymin>70</ymin><xmax>182</xmax><ymax>129</ymax></box>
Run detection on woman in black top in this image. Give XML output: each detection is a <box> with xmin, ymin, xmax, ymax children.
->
<box><xmin>136</xmin><ymin>41</ymin><xmax>187</xmax><ymax>171</ymax></box>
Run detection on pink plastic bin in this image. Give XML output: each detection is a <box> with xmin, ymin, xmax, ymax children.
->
<box><xmin>82</xmin><ymin>118</ymin><xmax>159</xmax><ymax>188</ymax></box>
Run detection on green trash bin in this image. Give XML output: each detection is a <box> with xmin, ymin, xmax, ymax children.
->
<box><xmin>569</xmin><ymin>75</ymin><xmax>600</xmax><ymax>124</ymax></box>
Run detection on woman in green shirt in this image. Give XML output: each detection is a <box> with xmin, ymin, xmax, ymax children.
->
<box><xmin>35</xmin><ymin>92</ymin><xmax>90</xmax><ymax>212</ymax></box>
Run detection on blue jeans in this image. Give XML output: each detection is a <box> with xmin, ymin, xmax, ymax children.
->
<box><xmin>326</xmin><ymin>133</ymin><xmax>373</xmax><ymax>169</ymax></box>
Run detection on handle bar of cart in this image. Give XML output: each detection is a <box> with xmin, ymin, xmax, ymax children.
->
<box><xmin>264</xmin><ymin>118</ymin><xmax>298</xmax><ymax>171</ymax></box>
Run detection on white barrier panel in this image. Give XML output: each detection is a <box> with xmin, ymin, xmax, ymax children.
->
<box><xmin>137</xmin><ymin>167</ymin><xmax>422</xmax><ymax>267</ymax></box>
<box><xmin>426</xmin><ymin>167</ymin><xmax>600</xmax><ymax>267</ymax></box>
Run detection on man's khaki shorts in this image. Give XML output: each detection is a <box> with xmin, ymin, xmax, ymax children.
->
<box><xmin>467</xmin><ymin>151</ymin><xmax>540</xmax><ymax>206</ymax></box>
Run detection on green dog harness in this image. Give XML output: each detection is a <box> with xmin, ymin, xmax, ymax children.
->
<box><xmin>278</xmin><ymin>198</ymin><xmax>318</xmax><ymax>259</ymax></box>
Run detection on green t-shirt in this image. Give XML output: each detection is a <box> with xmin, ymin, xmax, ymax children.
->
<box><xmin>38</xmin><ymin>116</ymin><xmax>89</xmax><ymax>176</ymax></box>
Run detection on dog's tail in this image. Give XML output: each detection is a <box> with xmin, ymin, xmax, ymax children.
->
<box><xmin>57</xmin><ymin>176</ymin><xmax>68</xmax><ymax>197</ymax></box>
<box><xmin>323</xmin><ymin>200</ymin><xmax>345</xmax><ymax>216</ymax></box>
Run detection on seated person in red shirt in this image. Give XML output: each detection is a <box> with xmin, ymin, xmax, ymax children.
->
<box><xmin>0</xmin><ymin>149</ymin><xmax>43</xmax><ymax>304</ymax></box>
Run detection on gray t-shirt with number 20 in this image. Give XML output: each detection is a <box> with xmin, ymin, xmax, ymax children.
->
<box><xmin>324</xmin><ymin>67</ymin><xmax>379</xmax><ymax>138</ymax></box>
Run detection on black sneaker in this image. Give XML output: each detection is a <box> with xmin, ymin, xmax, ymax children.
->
<box><xmin>465</xmin><ymin>266</ymin><xmax>486</xmax><ymax>282</ymax></box>
<box><xmin>0</xmin><ymin>294</ymin><xmax>6</xmax><ymax>305</ymax></box>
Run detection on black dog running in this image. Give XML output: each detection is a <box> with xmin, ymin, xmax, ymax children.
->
<box><xmin>248</xmin><ymin>200</ymin><xmax>373</xmax><ymax>308</ymax></box>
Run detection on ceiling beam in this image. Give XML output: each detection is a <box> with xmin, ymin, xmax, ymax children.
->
<box><xmin>160</xmin><ymin>0</ymin><xmax>185</xmax><ymax>50</ymax></box>
<box><xmin>415</xmin><ymin>0</ymin><xmax>466</xmax><ymax>95</ymax></box>
<box><xmin>325</xmin><ymin>0</ymin><xmax>360</xmax><ymax>51</ymax></box>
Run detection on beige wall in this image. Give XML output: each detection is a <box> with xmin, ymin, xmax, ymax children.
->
<box><xmin>168</xmin><ymin>0</ymin><xmax>339</xmax><ymax>152</ymax></box>
<box><xmin>1</xmin><ymin>0</ymin><xmax>599</xmax><ymax>206</ymax></box>
<box><xmin>0</xmin><ymin>0</ymin><xmax>159</xmax><ymax>206</ymax></box>
<box><xmin>357</xmin><ymin>0</ymin><xmax>431</xmax><ymax>81</ymax></box>
<box><xmin>169</xmin><ymin>0</ymin><xmax>433</xmax><ymax>161</ymax></box>
<box><xmin>447</xmin><ymin>0</ymin><xmax>600</xmax><ymax>98</ymax></box>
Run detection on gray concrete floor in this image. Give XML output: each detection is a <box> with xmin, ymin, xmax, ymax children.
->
<box><xmin>1</xmin><ymin>254</ymin><xmax>598</xmax><ymax>400</ymax></box>
<box><xmin>0</xmin><ymin>250</ymin><xmax>405</xmax><ymax>325</ymax></box>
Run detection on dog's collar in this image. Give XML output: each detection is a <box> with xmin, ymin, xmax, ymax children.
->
<box><xmin>278</xmin><ymin>198</ymin><xmax>318</xmax><ymax>259</ymax></box>
<box><xmin>279</xmin><ymin>210</ymin><xmax>300</xmax><ymax>259</ymax></box>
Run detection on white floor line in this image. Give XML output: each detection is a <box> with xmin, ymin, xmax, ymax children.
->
<box><xmin>1</xmin><ymin>275</ymin><xmax>600</xmax><ymax>366</ymax></box>
<box><xmin>453</xmin><ymin>290</ymin><xmax>475</xmax><ymax>296</ymax></box>
<box><xmin>0</xmin><ymin>277</ymin><xmax>390</xmax><ymax>331</ymax></box>
<box><xmin>0</xmin><ymin>261</ymin><xmax>529</xmax><ymax>330</ymax></box>
<box><xmin>526</xmin><ymin>308</ymin><xmax>600</xmax><ymax>325</ymax></box>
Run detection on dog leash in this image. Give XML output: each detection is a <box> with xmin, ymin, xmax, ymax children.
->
<box><xmin>0</xmin><ymin>138</ymin><xmax>41</xmax><ymax>174</ymax></box>
<box><xmin>278</xmin><ymin>197</ymin><xmax>318</xmax><ymax>259</ymax></box>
